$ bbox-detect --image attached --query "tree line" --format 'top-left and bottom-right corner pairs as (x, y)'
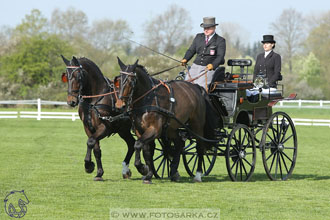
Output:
(0, 5), (329, 100)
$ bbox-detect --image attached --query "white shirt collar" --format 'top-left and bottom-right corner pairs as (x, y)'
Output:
(205, 32), (216, 41)
(264, 50), (272, 58)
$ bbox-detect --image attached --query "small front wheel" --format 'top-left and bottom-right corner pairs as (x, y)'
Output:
(226, 124), (256, 182)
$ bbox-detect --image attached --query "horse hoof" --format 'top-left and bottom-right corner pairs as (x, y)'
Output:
(193, 178), (202, 183)
(122, 170), (132, 179)
(94, 177), (104, 181)
(170, 172), (181, 182)
(85, 161), (95, 173)
(143, 180), (152, 184)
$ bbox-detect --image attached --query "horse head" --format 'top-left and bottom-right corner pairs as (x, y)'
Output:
(115, 57), (139, 109)
(61, 55), (86, 107)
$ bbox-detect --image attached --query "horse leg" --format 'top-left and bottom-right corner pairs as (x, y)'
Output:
(193, 140), (205, 183)
(93, 140), (104, 181)
(134, 139), (149, 176)
(85, 124), (108, 181)
(118, 129), (135, 179)
(170, 137), (184, 182)
(134, 126), (161, 183)
(84, 135), (95, 174)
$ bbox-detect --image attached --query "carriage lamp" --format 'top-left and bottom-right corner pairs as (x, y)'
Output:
(254, 73), (268, 89)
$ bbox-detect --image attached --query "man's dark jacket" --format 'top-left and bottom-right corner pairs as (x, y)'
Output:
(183, 33), (226, 68)
(253, 51), (281, 87)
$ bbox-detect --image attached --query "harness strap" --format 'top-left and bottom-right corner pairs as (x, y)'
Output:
(132, 80), (170, 105)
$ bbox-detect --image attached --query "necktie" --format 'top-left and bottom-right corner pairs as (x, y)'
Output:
(205, 36), (209, 45)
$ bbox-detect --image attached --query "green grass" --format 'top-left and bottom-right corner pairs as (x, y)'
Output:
(1, 115), (330, 219)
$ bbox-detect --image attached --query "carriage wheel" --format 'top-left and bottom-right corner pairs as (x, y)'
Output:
(226, 124), (256, 182)
(261, 112), (297, 181)
(182, 139), (217, 177)
(150, 139), (172, 179)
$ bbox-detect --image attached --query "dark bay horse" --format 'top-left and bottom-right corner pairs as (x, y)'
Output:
(115, 58), (219, 183)
(61, 55), (135, 181)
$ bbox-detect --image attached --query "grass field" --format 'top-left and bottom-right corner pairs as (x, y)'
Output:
(1, 108), (330, 219)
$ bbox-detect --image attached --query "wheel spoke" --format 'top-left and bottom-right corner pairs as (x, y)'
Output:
(282, 134), (294, 144)
(242, 157), (253, 167)
(281, 151), (293, 163)
(266, 149), (277, 161)
(234, 159), (239, 179)
(280, 152), (289, 173)
(187, 154), (196, 165)
(284, 146), (296, 150)
(275, 152), (280, 179)
(231, 157), (239, 170)
(161, 158), (166, 178)
(167, 159), (170, 178)
(184, 144), (196, 152)
(191, 155), (198, 174)
(202, 157), (206, 173)
(156, 157), (165, 173)
(241, 130), (247, 145)
(269, 152), (277, 172)
(279, 153), (283, 179)
(242, 160), (248, 177)
(266, 132), (277, 146)
(206, 154), (212, 164)
(240, 160), (243, 181)
(153, 153), (163, 162)
(278, 117), (284, 143)
(280, 122), (289, 143)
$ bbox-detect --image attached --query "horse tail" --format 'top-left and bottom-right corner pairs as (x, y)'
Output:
(201, 89), (221, 148)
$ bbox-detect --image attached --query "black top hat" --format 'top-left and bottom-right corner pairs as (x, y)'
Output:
(200, 17), (218, 28)
(261, 35), (276, 43)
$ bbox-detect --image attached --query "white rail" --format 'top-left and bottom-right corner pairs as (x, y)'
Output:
(276, 100), (330, 109)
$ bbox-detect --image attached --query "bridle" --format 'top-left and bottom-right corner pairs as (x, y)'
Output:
(118, 67), (137, 107)
(65, 65), (86, 103)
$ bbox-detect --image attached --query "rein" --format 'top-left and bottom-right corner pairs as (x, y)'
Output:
(132, 80), (170, 105)
(81, 90), (117, 99)
(149, 64), (181, 77)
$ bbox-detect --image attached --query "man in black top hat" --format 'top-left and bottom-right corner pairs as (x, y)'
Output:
(181, 17), (226, 89)
(253, 35), (282, 88)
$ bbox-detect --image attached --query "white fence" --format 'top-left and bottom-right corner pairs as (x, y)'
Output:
(0, 99), (79, 121)
(276, 100), (330, 109)
(1, 99), (330, 126)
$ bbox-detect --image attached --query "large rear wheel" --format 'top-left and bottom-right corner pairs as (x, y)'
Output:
(261, 112), (297, 180)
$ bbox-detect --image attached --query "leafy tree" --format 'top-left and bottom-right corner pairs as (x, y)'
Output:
(0, 34), (73, 98)
(271, 8), (305, 74)
(50, 8), (88, 39)
(305, 11), (330, 98)
(143, 4), (192, 55)
(14, 9), (48, 37)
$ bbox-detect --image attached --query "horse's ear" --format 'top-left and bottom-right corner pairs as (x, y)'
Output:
(117, 57), (126, 70)
(72, 56), (80, 66)
(61, 55), (70, 66)
(132, 59), (139, 70)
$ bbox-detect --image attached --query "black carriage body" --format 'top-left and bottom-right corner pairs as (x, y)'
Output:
(210, 82), (276, 128)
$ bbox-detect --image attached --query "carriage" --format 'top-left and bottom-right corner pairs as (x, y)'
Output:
(151, 59), (298, 181)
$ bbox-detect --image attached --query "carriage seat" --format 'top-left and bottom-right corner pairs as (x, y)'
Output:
(211, 66), (226, 83)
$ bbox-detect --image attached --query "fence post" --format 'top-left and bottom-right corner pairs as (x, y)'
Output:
(320, 100), (323, 107)
(298, 99), (302, 108)
(280, 101), (283, 107)
(37, 98), (41, 120)
(72, 113), (76, 121)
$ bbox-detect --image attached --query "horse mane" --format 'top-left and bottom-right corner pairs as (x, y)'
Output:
(136, 64), (149, 75)
(77, 57), (105, 78)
